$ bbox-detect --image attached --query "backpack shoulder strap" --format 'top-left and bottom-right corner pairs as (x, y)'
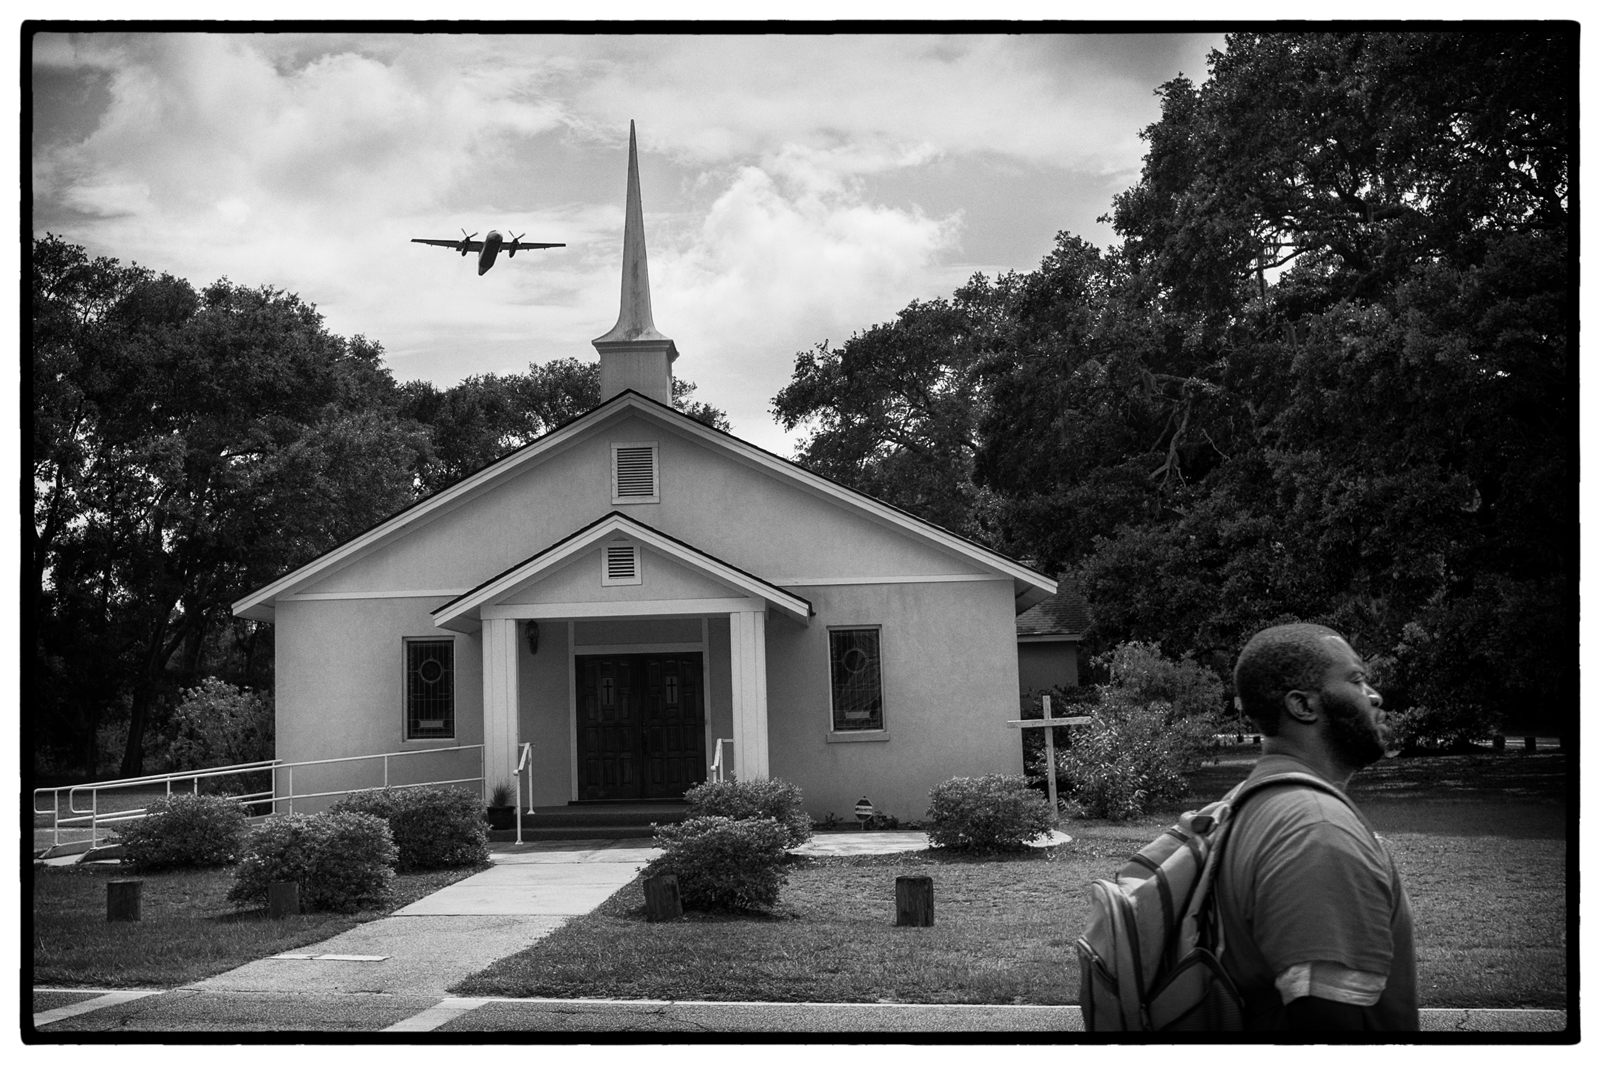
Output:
(1184, 772), (1351, 922)
(1224, 769), (1384, 839)
(1228, 770), (1346, 808)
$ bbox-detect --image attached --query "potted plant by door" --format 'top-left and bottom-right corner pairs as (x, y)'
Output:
(485, 783), (516, 830)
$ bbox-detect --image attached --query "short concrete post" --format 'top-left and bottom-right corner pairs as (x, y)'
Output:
(643, 874), (683, 922)
(895, 875), (934, 927)
(268, 881), (300, 918)
(1493, 734), (1506, 751)
(1524, 735), (1538, 752)
(107, 879), (142, 922)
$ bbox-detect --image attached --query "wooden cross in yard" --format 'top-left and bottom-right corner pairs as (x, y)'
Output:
(1006, 695), (1090, 821)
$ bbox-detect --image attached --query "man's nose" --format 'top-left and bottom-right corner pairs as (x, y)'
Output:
(1366, 684), (1383, 707)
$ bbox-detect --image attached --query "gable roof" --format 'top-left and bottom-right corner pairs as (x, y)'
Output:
(432, 510), (813, 632)
(233, 389), (1054, 621)
(1016, 583), (1091, 638)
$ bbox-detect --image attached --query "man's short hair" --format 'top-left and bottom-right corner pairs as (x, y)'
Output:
(1233, 623), (1344, 735)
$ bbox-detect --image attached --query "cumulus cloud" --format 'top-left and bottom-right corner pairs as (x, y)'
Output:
(555, 34), (1181, 182)
(30, 31), (1221, 453)
(36, 34), (567, 231)
(646, 160), (961, 446)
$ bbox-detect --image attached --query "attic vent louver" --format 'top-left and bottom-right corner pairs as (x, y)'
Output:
(602, 543), (641, 586)
(612, 443), (658, 503)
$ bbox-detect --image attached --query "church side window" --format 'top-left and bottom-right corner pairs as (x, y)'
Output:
(405, 638), (455, 739)
(828, 627), (883, 731)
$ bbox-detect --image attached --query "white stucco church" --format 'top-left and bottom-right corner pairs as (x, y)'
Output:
(233, 124), (1076, 822)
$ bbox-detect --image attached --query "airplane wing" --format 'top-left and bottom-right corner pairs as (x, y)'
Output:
(412, 238), (483, 251)
(507, 240), (565, 251)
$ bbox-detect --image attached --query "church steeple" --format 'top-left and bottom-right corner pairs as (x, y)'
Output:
(593, 121), (677, 405)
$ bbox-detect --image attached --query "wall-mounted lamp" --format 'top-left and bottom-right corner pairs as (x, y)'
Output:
(525, 621), (540, 655)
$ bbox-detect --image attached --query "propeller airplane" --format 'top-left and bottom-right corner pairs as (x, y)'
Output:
(411, 228), (564, 275)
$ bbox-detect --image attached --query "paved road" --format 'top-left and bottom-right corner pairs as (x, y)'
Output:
(31, 987), (1570, 1035)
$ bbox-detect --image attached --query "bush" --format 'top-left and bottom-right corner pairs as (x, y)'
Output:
(1098, 640), (1226, 719)
(116, 793), (249, 871)
(646, 816), (792, 911)
(682, 778), (813, 846)
(925, 775), (1054, 853)
(1057, 698), (1216, 820)
(229, 811), (397, 913)
(1390, 700), (1502, 753)
(229, 815), (320, 906)
(331, 786), (489, 871)
(167, 677), (275, 772)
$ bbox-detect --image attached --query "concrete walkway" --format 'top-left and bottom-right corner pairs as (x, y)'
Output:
(184, 830), (1045, 1000)
(188, 839), (658, 999)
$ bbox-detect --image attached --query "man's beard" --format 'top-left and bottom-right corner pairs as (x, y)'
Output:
(1326, 700), (1388, 769)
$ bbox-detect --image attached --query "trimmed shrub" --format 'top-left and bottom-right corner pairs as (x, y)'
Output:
(229, 811), (397, 913)
(682, 778), (813, 846)
(331, 786), (489, 871)
(304, 811), (399, 911)
(229, 814), (322, 906)
(328, 788), (399, 822)
(1056, 698), (1214, 820)
(926, 774), (1053, 853)
(116, 793), (249, 871)
(646, 816), (792, 911)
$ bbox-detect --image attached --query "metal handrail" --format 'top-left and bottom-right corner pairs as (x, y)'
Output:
(514, 742), (534, 845)
(709, 737), (733, 783)
(33, 744), (486, 854)
(275, 745), (485, 815)
(33, 759), (285, 853)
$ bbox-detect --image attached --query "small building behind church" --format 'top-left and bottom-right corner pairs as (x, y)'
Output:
(233, 125), (1059, 823)
(1016, 584), (1090, 711)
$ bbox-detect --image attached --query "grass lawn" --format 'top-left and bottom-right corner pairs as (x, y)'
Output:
(32, 862), (485, 989)
(454, 752), (1569, 1009)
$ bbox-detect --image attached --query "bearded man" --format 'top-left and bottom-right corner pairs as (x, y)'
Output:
(1218, 623), (1420, 1032)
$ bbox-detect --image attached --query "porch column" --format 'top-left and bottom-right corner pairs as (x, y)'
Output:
(728, 606), (770, 780)
(481, 617), (520, 798)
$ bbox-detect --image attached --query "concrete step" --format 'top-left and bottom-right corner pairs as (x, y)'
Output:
(524, 803), (688, 826)
(488, 825), (659, 842)
(33, 841), (126, 866)
(487, 803), (689, 842)
(34, 839), (99, 860)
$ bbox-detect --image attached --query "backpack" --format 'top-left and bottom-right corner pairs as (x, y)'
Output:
(1075, 771), (1348, 1032)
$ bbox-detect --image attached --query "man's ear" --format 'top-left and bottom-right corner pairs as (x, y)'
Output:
(1284, 690), (1318, 724)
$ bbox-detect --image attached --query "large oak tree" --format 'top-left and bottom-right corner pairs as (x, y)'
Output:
(33, 236), (427, 775)
(770, 30), (1573, 735)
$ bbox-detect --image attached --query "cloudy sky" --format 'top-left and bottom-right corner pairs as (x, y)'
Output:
(31, 30), (1224, 454)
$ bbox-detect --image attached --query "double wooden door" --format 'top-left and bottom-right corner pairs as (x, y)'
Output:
(576, 653), (705, 800)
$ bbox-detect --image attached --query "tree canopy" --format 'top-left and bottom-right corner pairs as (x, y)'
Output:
(32, 235), (729, 778)
(773, 30), (1573, 735)
(400, 359), (728, 494)
(33, 235), (429, 775)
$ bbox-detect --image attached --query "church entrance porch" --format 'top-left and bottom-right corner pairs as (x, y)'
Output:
(576, 652), (705, 801)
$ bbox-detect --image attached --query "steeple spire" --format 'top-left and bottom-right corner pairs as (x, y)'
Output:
(593, 121), (677, 405)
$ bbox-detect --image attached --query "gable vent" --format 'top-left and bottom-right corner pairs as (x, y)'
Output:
(612, 443), (659, 503)
(602, 543), (642, 586)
